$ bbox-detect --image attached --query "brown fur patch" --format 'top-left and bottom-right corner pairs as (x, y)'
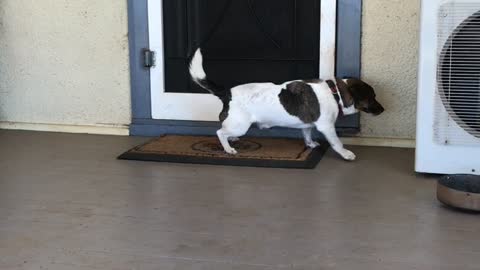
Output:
(278, 82), (320, 123)
(335, 78), (354, 107)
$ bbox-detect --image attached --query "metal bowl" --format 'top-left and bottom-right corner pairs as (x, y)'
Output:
(437, 174), (480, 211)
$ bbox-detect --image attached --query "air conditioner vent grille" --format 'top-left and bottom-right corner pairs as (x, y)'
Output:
(436, 2), (480, 145)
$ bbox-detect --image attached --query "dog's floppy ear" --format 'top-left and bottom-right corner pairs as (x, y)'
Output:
(335, 78), (354, 107)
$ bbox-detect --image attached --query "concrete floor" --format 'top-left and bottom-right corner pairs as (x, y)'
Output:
(0, 130), (479, 270)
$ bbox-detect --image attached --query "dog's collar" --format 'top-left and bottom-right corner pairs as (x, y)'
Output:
(326, 80), (345, 116)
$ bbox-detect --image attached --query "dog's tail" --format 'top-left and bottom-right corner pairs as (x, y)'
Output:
(189, 49), (227, 99)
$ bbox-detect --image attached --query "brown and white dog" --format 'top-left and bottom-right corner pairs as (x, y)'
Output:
(189, 49), (384, 160)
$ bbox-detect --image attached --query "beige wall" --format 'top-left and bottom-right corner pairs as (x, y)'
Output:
(361, 0), (420, 139)
(0, 0), (131, 132)
(0, 0), (420, 140)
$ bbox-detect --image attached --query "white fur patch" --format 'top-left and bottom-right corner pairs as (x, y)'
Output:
(189, 49), (206, 81)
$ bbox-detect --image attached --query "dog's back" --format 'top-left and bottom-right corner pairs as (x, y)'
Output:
(188, 50), (335, 126)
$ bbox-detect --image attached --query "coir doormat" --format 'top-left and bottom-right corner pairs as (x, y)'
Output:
(118, 135), (329, 169)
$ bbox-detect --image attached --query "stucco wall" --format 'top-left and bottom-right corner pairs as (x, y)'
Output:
(0, 0), (131, 130)
(360, 0), (420, 139)
(0, 0), (420, 140)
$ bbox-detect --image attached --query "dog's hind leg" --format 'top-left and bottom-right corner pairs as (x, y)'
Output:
(217, 114), (252, 155)
(217, 125), (250, 155)
(217, 129), (237, 154)
(228, 137), (240, 142)
(302, 127), (320, 148)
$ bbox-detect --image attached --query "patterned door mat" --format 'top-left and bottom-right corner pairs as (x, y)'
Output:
(118, 135), (329, 169)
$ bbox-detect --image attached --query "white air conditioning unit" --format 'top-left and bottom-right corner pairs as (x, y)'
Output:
(416, 0), (480, 175)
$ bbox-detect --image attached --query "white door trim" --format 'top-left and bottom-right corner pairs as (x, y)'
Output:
(148, 0), (337, 121)
(319, 0), (337, 79)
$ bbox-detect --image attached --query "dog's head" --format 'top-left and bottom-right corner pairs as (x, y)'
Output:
(341, 78), (384, 115)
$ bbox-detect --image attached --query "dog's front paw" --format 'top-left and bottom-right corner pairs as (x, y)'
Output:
(306, 141), (320, 149)
(225, 148), (238, 155)
(341, 149), (356, 161)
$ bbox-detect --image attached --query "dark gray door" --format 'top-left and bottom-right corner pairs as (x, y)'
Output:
(163, 0), (321, 93)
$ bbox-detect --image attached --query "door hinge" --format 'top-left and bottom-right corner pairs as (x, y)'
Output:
(143, 49), (156, 68)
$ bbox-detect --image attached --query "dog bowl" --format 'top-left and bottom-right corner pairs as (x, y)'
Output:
(437, 174), (480, 211)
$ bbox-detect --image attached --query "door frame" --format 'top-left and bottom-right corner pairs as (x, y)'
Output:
(128, 0), (362, 137)
(149, 0), (337, 121)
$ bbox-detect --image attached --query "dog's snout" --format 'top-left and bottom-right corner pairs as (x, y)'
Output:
(377, 103), (385, 112)
(371, 102), (384, 115)
(375, 107), (384, 115)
